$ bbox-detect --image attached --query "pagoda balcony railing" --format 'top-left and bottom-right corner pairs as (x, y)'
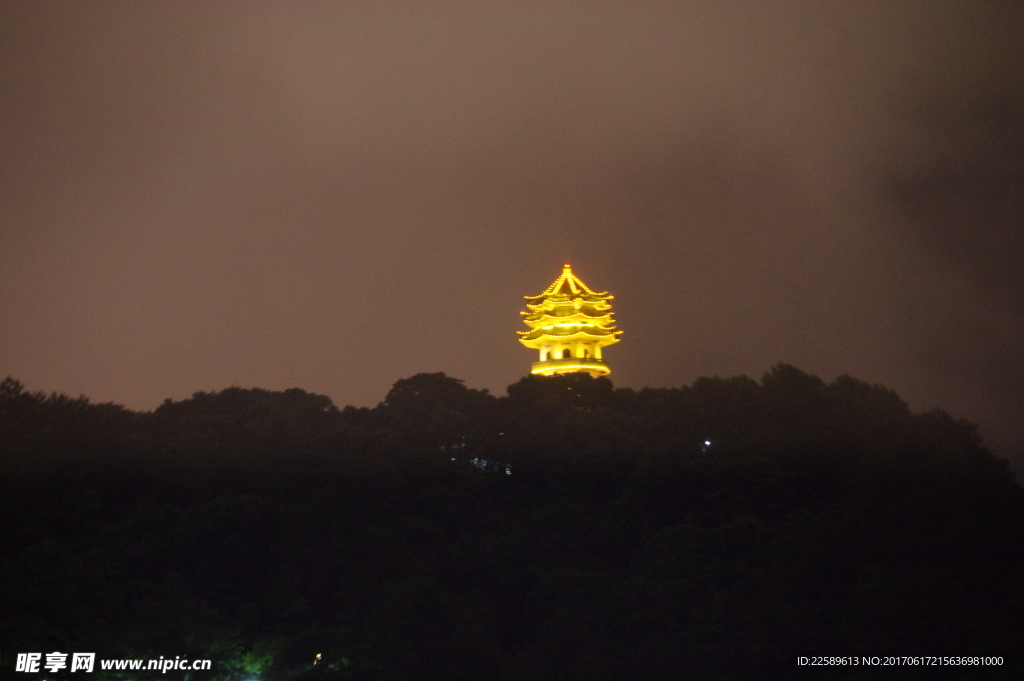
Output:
(530, 357), (610, 376)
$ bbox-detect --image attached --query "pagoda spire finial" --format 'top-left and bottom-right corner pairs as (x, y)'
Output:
(517, 264), (622, 377)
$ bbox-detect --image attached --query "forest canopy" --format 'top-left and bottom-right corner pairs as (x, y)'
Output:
(1, 367), (1021, 680)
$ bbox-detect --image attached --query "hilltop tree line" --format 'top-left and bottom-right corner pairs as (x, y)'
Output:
(1, 367), (1022, 680)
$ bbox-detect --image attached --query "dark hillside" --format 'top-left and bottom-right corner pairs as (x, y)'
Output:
(1, 369), (1021, 680)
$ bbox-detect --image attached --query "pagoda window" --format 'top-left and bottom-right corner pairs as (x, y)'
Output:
(563, 348), (571, 359)
(541, 349), (548, 361)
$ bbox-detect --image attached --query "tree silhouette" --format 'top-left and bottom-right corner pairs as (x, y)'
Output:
(0, 367), (1021, 681)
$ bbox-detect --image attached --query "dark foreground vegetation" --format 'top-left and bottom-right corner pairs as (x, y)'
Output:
(1, 367), (1022, 680)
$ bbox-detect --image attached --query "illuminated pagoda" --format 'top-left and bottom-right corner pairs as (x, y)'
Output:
(518, 264), (622, 377)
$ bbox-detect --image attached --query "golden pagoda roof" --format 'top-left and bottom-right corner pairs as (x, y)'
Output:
(524, 264), (611, 301)
(518, 264), (622, 349)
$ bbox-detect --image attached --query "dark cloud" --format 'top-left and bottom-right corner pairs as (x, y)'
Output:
(1, 1), (1022, 468)
(877, 56), (1024, 457)
(885, 92), (1024, 310)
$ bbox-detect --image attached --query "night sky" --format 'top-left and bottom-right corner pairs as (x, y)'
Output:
(2, 2), (1022, 469)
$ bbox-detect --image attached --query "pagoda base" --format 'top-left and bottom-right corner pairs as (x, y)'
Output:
(531, 358), (610, 378)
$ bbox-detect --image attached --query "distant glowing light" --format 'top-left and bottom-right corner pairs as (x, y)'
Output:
(469, 457), (512, 475)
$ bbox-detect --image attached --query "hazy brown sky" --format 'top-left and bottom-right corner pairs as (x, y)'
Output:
(2, 1), (1022, 465)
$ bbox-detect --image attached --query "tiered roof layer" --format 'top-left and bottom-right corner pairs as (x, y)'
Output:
(518, 264), (622, 347)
